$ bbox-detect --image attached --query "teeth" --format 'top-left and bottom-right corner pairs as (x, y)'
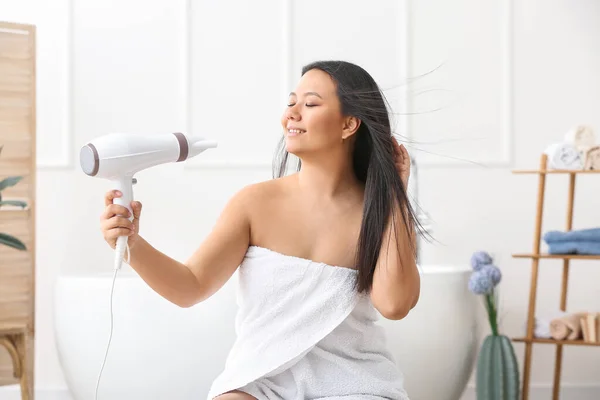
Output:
(288, 129), (305, 134)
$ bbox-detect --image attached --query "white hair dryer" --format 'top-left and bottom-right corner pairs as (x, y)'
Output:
(80, 132), (217, 270)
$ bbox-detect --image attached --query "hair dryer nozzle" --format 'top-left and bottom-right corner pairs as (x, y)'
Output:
(188, 137), (218, 157)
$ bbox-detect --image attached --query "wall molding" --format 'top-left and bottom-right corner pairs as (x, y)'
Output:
(398, 0), (410, 150)
(181, 0), (514, 171)
(37, 0), (74, 169)
(30, 0), (514, 170)
(411, 0), (514, 168)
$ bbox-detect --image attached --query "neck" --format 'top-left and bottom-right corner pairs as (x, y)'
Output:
(295, 150), (361, 199)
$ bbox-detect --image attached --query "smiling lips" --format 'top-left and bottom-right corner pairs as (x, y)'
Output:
(287, 128), (306, 137)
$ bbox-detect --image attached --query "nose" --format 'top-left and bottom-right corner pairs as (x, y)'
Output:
(285, 106), (301, 121)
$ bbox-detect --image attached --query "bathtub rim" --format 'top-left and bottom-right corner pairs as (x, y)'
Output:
(56, 263), (472, 282)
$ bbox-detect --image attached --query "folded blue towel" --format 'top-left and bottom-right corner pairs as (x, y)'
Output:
(543, 228), (600, 243)
(547, 240), (600, 255)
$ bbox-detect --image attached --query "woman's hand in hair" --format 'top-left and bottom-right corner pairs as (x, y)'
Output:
(392, 139), (411, 190)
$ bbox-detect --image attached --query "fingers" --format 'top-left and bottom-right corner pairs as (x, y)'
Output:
(102, 203), (131, 220)
(102, 215), (134, 231)
(392, 139), (401, 155)
(101, 216), (135, 245)
(391, 139), (409, 160)
(400, 144), (410, 165)
(400, 143), (409, 158)
(130, 201), (142, 220)
(105, 227), (135, 241)
(393, 141), (410, 163)
(101, 191), (141, 248)
(105, 190), (122, 207)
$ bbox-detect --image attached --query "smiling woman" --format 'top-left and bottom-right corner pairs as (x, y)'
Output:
(274, 61), (424, 302)
(95, 60), (424, 400)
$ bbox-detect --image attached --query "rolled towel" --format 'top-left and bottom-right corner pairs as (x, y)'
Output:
(550, 312), (587, 340)
(526, 312), (567, 339)
(543, 228), (600, 243)
(547, 241), (600, 255)
(533, 317), (552, 339)
(565, 125), (596, 153)
(544, 142), (583, 170)
(583, 145), (600, 171)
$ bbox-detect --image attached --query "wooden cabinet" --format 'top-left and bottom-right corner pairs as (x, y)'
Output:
(0, 20), (36, 397)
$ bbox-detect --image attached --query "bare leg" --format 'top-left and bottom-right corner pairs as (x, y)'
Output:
(214, 390), (258, 400)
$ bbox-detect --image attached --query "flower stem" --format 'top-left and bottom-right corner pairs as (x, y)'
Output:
(485, 290), (499, 336)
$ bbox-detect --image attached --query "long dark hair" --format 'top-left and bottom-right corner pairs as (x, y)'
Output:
(272, 60), (425, 294)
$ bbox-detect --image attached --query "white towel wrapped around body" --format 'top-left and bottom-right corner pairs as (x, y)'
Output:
(544, 142), (583, 170)
(207, 246), (409, 400)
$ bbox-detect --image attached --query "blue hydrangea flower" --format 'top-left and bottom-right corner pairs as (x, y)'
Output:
(470, 251), (493, 271)
(481, 264), (502, 286)
(468, 270), (494, 294)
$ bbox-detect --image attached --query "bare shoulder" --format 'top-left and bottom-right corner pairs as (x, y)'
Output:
(228, 176), (291, 214)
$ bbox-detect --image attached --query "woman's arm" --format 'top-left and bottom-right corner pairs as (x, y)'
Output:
(370, 205), (420, 320)
(126, 184), (255, 307)
(370, 140), (420, 320)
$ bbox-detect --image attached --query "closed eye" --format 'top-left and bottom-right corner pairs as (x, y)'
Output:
(287, 103), (318, 107)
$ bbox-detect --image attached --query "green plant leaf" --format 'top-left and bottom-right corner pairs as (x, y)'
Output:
(0, 233), (27, 250)
(0, 176), (23, 191)
(0, 200), (27, 208)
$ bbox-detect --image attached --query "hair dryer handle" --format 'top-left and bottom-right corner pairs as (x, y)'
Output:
(111, 176), (135, 270)
(112, 177), (134, 216)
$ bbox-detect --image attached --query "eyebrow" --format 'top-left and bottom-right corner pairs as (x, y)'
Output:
(289, 91), (323, 99)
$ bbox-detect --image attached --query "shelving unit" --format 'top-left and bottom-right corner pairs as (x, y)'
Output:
(512, 153), (600, 400)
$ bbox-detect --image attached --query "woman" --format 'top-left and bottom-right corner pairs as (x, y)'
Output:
(100, 60), (422, 399)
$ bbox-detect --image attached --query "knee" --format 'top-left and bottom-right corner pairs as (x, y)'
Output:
(213, 390), (257, 400)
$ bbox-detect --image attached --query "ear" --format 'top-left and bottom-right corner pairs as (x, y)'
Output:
(341, 116), (361, 140)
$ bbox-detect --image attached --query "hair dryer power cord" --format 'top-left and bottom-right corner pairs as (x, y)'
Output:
(95, 241), (130, 400)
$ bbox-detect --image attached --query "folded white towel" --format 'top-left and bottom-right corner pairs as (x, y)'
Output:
(207, 246), (409, 400)
(544, 142), (583, 170)
(565, 125), (596, 153)
(533, 317), (552, 339)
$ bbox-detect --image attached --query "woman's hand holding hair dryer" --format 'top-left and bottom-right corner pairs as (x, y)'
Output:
(100, 190), (141, 250)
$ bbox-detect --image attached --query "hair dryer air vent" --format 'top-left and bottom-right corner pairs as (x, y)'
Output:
(80, 144), (99, 176)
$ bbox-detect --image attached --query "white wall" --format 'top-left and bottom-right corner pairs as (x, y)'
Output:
(0, 0), (599, 398)
(413, 0), (600, 396)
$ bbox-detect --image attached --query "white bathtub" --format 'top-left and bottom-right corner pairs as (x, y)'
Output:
(54, 264), (478, 400)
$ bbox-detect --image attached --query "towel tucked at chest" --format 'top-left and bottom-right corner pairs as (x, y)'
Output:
(207, 246), (408, 400)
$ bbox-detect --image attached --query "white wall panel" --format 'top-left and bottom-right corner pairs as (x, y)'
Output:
(72, 0), (188, 146)
(292, 0), (408, 139)
(186, 0), (285, 168)
(409, 0), (513, 167)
